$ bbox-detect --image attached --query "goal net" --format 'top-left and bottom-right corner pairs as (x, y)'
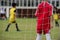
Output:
(0, 0), (60, 40)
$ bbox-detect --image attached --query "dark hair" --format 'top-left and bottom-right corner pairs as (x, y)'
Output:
(12, 3), (16, 7)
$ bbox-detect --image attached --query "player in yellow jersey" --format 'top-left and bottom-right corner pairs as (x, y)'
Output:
(53, 13), (59, 27)
(5, 3), (20, 31)
(53, 6), (59, 27)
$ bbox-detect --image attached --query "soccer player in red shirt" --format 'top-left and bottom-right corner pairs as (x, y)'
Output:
(35, 0), (53, 40)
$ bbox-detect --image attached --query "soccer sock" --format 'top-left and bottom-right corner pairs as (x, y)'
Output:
(55, 21), (59, 26)
(46, 33), (51, 40)
(36, 33), (42, 40)
(5, 23), (11, 31)
(15, 23), (19, 31)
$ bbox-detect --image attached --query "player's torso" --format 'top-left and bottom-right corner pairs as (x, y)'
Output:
(38, 2), (51, 20)
(53, 14), (58, 20)
(39, 2), (49, 13)
(10, 8), (16, 19)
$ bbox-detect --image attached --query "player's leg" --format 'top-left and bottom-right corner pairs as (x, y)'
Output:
(14, 21), (20, 31)
(5, 23), (11, 31)
(44, 28), (51, 40)
(55, 20), (59, 26)
(15, 23), (20, 31)
(5, 18), (12, 31)
(36, 25), (42, 40)
(46, 33), (51, 40)
(2, 14), (6, 20)
(36, 33), (42, 40)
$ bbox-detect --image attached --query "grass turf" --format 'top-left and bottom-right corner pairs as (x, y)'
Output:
(0, 18), (60, 40)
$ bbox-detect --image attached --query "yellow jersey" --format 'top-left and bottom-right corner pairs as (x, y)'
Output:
(53, 13), (58, 20)
(9, 7), (16, 23)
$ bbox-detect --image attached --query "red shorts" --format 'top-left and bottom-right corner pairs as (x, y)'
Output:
(37, 23), (50, 34)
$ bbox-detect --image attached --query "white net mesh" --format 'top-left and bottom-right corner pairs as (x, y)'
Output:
(0, 1), (60, 40)
(0, 6), (60, 40)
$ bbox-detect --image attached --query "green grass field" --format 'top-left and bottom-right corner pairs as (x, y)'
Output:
(0, 18), (60, 40)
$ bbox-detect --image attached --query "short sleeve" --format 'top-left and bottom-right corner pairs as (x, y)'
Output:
(49, 5), (53, 16)
(14, 10), (16, 12)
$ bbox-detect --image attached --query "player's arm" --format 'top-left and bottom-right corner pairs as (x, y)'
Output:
(14, 10), (16, 16)
(35, 8), (39, 16)
(35, 4), (40, 17)
(49, 5), (53, 28)
(14, 10), (16, 13)
(50, 15), (53, 28)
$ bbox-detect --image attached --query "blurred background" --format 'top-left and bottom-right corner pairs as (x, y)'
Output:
(0, 0), (60, 40)
(0, 0), (60, 18)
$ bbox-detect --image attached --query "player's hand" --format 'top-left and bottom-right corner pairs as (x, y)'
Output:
(51, 26), (53, 28)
